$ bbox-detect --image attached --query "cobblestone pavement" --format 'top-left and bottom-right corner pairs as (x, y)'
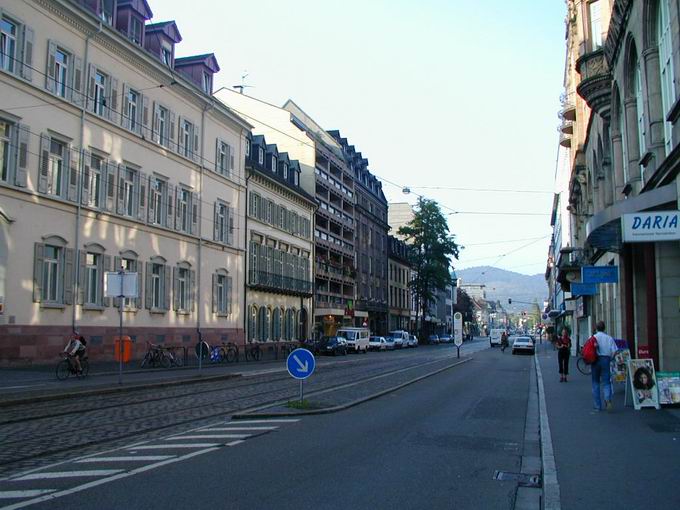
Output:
(0, 344), (484, 479)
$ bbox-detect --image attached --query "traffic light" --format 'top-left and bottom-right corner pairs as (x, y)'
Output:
(508, 299), (512, 305)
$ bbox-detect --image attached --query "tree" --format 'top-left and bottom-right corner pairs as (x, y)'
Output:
(398, 198), (460, 339)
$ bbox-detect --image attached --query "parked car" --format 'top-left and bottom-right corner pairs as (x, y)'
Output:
(369, 336), (387, 351)
(383, 336), (396, 350)
(336, 328), (370, 353)
(427, 335), (440, 345)
(440, 334), (452, 344)
(317, 336), (347, 356)
(408, 334), (419, 347)
(389, 330), (409, 349)
(511, 336), (535, 355)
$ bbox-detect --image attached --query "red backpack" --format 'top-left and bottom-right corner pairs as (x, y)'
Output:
(582, 336), (598, 364)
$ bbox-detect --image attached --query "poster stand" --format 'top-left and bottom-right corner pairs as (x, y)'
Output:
(627, 358), (661, 410)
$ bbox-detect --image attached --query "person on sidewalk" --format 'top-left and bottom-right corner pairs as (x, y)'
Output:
(557, 328), (571, 382)
(591, 321), (619, 411)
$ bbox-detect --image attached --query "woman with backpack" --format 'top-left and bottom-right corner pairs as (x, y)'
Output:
(557, 328), (571, 382)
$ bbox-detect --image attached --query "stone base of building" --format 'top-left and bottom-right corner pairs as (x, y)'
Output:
(0, 325), (245, 366)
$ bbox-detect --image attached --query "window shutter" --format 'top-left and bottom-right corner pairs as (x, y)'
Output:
(116, 164), (126, 214)
(152, 103), (160, 143)
(33, 243), (44, 302)
(191, 193), (198, 235)
(68, 148), (79, 202)
(228, 207), (235, 245)
(168, 111), (176, 149)
(46, 40), (57, 93)
(38, 133), (50, 193)
(166, 182), (174, 228)
(105, 161), (116, 211)
(81, 150), (90, 206)
(87, 63), (96, 111)
(63, 247), (75, 305)
(77, 250), (86, 305)
(145, 261), (153, 309)
(136, 266), (143, 309)
(214, 139), (220, 174)
(21, 26), (34, 81)
(147, 176), (155, 223)
(189, 269), (196, 312)
(138, 171), (147, 221)
(163, 264), (171, 310)
(227, 275), (233, 314)
(192, 124), (200, 163)
(213, 202), (219, 241)
(108, 77), (119, 122)
(15, 124), (29, 187)
(121, 84), (130, 130)
(113, 256), (122, 308)
(177, 116), (185, 155)
(141, 94), (149, 136)
(101, 254), (111, 306)
(72, 56), (83, 107)
(174, 188), (182, 230)
(172, 266), (179, 311)
(211, 273), (217, 314)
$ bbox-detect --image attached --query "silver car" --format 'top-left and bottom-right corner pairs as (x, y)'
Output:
(511, 336), (535, 355)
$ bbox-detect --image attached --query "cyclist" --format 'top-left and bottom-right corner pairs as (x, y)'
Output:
(500, 331), (509, 352)
(64, 332), (87, 374)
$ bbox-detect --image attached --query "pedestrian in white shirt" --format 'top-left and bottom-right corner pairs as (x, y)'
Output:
(592, 321), (618, 411)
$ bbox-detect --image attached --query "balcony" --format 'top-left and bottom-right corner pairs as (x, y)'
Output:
(560, 120), (574, 134)
(576, 49), (612, 115)
(559, 133), (572, 148)
(560, 98), (576, 122)
(248, 270), (313, 296)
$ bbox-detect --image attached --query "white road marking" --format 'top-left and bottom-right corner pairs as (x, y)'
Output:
(0, 490), (56, 499)
(165, 435), (250, 440)
(14, 470), (123, 481)
(204, 427), (277, 431)
(227, 419), (300, 424)
(75, 456), (174, 463)
(128, 444), (218, 450)
(225, 440), (245, 447)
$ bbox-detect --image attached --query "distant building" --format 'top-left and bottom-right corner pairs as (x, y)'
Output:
(387, 202), (415, 241)
(460, 284), (486, 301)
(387, 236), (412, 332)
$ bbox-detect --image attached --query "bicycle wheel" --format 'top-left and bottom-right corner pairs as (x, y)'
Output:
(77, 360), (90, 379)
(252, 346), (261, 361)
(140, 352), (152, 368)
(577, 357), (591, 375)
(172, 351), (184, 367)
(226, 346), (238, 363)
(56, 360), (71, 380)
(160, 352), (171, 368)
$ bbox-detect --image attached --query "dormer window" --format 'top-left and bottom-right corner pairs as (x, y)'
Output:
(130, 17), (143, 45)
(245, 139), (251, 157)
(202, 72), (212, 94)
(161, 45), (172, 66)
(283, 164), (288, 180)
(258, 148), (264, 165)
(271, 155), (277, 173)
(100, 0), (115, 25)
(294, 172), (299, 186)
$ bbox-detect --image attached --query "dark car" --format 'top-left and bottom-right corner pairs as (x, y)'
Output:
(427, 335), (440, 345)
(318, 336), (347, 356)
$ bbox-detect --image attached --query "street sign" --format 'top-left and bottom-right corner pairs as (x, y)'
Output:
(105, 272), (138, 298)
(570, 283), (598, 296)
(286, 348), (316, 380)
(453, 312), (463, 347)
(582, 265), (619, 284)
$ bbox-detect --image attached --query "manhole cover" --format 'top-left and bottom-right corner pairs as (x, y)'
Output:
(493, 470), (542, 488)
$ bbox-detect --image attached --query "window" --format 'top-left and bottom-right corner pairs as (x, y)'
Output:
(0, 17), (17, 73)
(619, 99), (629, 183)
(245, 138), (251, 157)
(42, 245), (61, 302)
(202, 71), (212, 94)
(94, 71), (107, 116)
(178, 188), (189, 232)
(181, 120), (192, 158)
(213, 270), (232, 316)
(177, 267), (188, 311)
(120, 167), (136, 217)
(216, 140), (231, 176)
(283, 163), (288, 180)
(100, 0), (114, 25)
(657, 0), (675, 155)
(151, 263), (163, 309)
(258, 147), (264, 165)
(214, 202), (233, 244)
(48, 139), (65, 197)
(271, 155), (277, 172)
(157, 105), (168, 147)
(0, 120), (10, 182)
(129, 17), (143, 45)
(120, 257), (137, 308)
(633, 63), (646, 180)
(54, 49), (68, 98)
(127, 88), (138, 132)
(85, 253), (99, 305)
(161, 45), (172, 66)
(88, 154), (102, 208)
(150, 178), (165, 225)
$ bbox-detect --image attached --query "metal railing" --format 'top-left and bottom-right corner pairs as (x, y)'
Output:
(248, 270), (313, 294)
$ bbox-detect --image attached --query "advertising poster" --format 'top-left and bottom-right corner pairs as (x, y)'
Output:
(627, 359), (660, 410)
(656, 372), (680, 405)
(611, 349), (631, 383)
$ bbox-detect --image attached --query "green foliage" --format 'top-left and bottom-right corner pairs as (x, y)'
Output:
(398, 198), (460, 332)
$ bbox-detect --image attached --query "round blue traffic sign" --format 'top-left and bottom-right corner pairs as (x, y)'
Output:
(286, 348), (316, 380)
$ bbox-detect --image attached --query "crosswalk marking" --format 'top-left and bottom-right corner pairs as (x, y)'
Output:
(165, 435), (250, 440)
(228, 419), (300, 424)
(128, 444), (219, 450)
(0, 490), (56, 499)
(76, 456), (175, 463)
(14, 470), (123, 481)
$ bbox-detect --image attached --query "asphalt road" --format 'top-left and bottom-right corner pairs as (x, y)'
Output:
(1, 343), (536, 510)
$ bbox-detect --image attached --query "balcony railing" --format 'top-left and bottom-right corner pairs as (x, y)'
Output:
(248, 270), (313, 296)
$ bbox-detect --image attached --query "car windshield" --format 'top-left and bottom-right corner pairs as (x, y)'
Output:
(337, 331), (356, 340)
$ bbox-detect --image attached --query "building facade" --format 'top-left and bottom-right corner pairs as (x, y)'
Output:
(388, 235), (412, 332)
(0, 0), (250, 364)
(549, 0), (680, 370)
(244, 133), (315, 344)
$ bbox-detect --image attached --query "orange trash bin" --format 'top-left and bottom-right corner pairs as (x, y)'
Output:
(114, 336), (132, 363)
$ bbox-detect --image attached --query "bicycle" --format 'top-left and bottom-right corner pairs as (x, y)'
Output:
(279, 342), (297, 357)
(223, 342), (239, 363)
(244, 342), (262, 362)
(141, 342), (179, 368)
(56, 353), (90, 380)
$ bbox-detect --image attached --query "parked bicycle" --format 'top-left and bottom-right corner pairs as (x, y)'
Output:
(207, 342), (240, 363)
(279, 342), (297, 357)
(141, 342), (183, 368)
(56, 353), (90, 380)
(244, 342), (262, 362)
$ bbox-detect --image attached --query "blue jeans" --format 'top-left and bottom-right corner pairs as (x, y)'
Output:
(591, 355), (612, 409)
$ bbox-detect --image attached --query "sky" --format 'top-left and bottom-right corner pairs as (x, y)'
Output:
(151, 0), (567, 277)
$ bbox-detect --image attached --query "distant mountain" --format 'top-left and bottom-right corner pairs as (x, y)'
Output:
(455, 266), (548, 313)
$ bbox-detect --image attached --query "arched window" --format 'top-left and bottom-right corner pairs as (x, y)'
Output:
(633, 62), (646, 164)
(619, 95), (629, 183)
(248, 305), (257, 342)
(657, 0), (676, 155)
(272, 307), (282, 341)
(287, 308), (297, 340)
(257, 306), (270, 342)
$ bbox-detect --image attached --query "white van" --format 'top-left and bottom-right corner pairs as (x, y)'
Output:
(489, 329), (505, 347)
(389, 330), (410, 349)
(336, 328), (370, 353)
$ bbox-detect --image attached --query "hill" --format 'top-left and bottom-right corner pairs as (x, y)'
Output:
(455, 266), (548, 313)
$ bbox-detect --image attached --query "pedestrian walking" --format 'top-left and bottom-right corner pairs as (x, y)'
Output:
(557, 328), (571, 382)
(591, 321), (619, 411)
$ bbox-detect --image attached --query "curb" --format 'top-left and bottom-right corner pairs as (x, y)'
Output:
(0, 372), (243, 408)
(232, 357), (473, 419)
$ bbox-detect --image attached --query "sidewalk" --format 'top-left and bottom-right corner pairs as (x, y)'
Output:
(536, 342), (680, 510)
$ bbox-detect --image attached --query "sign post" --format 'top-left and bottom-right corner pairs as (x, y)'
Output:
(105, 269), (138, 385)
(453, 312), (463, 359)
(286, 348), (316, 404)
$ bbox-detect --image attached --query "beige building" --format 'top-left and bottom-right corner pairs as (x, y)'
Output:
(387, 235), (411, 331)
(0, 0), (250, 364)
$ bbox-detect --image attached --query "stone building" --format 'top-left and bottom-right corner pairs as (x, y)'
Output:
(0, 0), (250, 364)
(388, 235), (412, 332)
(549, 0), (680, 370)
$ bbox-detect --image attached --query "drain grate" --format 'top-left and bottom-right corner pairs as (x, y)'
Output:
(493, 470), (542, 488)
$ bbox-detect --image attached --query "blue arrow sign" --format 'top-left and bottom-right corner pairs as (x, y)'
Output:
(286, 348), (316, 380)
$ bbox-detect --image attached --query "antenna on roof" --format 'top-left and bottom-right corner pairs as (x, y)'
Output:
(233, 70), (254, 94)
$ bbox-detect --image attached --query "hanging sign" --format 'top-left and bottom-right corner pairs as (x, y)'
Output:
(582, 266), (619, 284)
(570, 283), (598, 296)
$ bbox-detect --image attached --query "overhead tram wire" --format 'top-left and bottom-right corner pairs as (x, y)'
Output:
(409, 185), (553, 194)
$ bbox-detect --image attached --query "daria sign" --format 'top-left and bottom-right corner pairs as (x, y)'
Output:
(622, 211), (680, 243)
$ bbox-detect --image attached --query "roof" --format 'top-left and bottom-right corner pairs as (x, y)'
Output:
(117, 0), (153, 19)
(145, 21), (182, 43)
(174, 53), (220, 73)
